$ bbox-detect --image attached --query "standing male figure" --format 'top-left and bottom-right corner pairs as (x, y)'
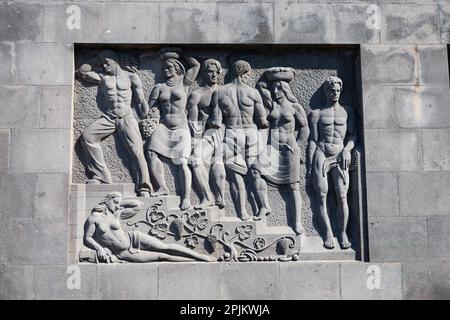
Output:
(188, 59), (226, 209)
(78, 50), (152, 197)
(210, 60), (270, 221)
(308, 76), (357, 249)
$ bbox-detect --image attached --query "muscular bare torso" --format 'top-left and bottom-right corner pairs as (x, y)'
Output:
(312, 105), (348, 157)
(92, 213), (130, 254)
(269, 102), (296, 146)
(217, 83), (260, 128)
(190, 87), (215, 126)
(153, 80), (188, 128)
(101, 73), (133, 117)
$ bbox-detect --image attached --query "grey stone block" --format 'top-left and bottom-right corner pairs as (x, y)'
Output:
(5, 218), (67, 265)
(439, 4), (450, 43)
(13, 43), (74, 86)
(0, 3), (44, 41)
(423, 129), (450, 171)
(399, 172), (450, 216)
(97, 264), (157, 300)
(0, 43), (15, 85)
(0, 265), (34, 300)
(403, 261), (450, 299)
(279, 262), (340, 300)
(275, 3), (331, 43)
(361, 45), (417, 85)
(0, 129), (9, 173)
(34, 265), (97, 300)
(362, 86), (397, 129)
(418, 45), (449, 86)
(40, 86), (72, 129)
(35, 174), (69, 220)
(159, 263), (219, 299)
(368, 217), (428, 261)
(44, 3), (102, 43)
(331, 4), (380, 43)
(160, 3), (217, 43)
(219, 262), (281, 300)
(394, 87), (450, 128)
(0, 174), (37, 219)
(381, 4), (440, 44)
(340, 262), (403, 300)
(218, 3), (274, 43)
(10, 129), (71, 173)
(101, 3), (159, 43)
(365, 129), (423, 172)
(428, 216), (450, 259)
(366, 172), (399, 217)
(0, 86), (40, 129)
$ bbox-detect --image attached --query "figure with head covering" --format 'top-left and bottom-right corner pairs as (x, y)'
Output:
(308, 76), (357, 249)
(253, 67), (310, 234)
(83, 192), (214, 263)
(209, 60), (270, 221)
(187, 58), (226, 209)
(77, 50), (152, 197)
(145, 48), (200, 210)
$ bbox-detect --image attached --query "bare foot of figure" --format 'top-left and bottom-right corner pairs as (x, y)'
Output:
(294, 224), (305, 235)
(194, 198), (214, 209)
(215, 196), (225, 209)
(180, 198), (192, 210)
(87, 178), (102, 184)
(138, 189), (151, 197)
(152, 188), (170, 197)
(240, 211), (252, 221)
(253, 207), (271, 221)
(324, 234), (335, 249)
(340, 233), (352, 249)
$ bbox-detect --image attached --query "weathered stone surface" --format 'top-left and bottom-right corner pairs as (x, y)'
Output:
(40, 86), (72, 129)
(428, 216), (450, 259)
(423, 129), (450, 171)
(361, 45), (417, 85)
(365, 129), (423, 172)
(0, 265), (34, 300)
(97, 264), (157, 300)
(440, 4), (450, 43)
(0, 174), (36, 219)
(218, 3), (274, 43)
(101, 3), (159, 43)
(13, 43), (74, 86)
(161, 3), (217, 43)
(44, 3), (101, 43)
(279, 262), (340, 299)
(394, 87), (450, 128)
(362, 86), (397, 129)
(381, 4), (440, 44)
(340, 262), (403, 300)
(159, 263), (219, 299)
(5, 219), (67, 265)
(403, 262), (450, 299)
(418, 45), (449, 86)
(369, 217), (428, 261)
(399, 172), (450, 216)
(275, 3), (331, 43)
(34, 265), (97, 300)
(35, 174), (69, 220)
(10, 129), (71, 173)
(219, 263), (281, 300)
(0, 129), (10, 173)
(331, 4), (380, 43)
(0, 43), (15, 85)
(366, 172), (399, 217)
(0, 86), (40, 129)
(0, 3), (44, 42)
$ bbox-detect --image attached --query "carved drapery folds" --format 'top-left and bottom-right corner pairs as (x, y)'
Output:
(74, 47), (363, 263)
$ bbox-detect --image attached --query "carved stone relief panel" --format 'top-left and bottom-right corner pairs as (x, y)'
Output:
(71, 45), (365, 263)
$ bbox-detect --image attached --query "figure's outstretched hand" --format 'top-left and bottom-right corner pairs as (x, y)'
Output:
(96, 248), (110, 263)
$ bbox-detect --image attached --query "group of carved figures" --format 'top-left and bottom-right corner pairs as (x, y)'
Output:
(78, 49), (357, 263)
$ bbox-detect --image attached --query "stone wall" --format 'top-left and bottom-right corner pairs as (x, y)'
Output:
(1, 0), (450, 300)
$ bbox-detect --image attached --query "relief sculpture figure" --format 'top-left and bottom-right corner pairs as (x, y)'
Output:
(145, 48), (200, 210)
(187, 59), (226, 209)
(77, 50), (152, 197)
(308, 76), (357, 249)
(253, 67), (310, 234)
(83, 192), (214, 262)
(210, 60), (270, 221)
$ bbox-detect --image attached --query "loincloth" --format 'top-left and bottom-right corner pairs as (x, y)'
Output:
(317, 148), (348, 185)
